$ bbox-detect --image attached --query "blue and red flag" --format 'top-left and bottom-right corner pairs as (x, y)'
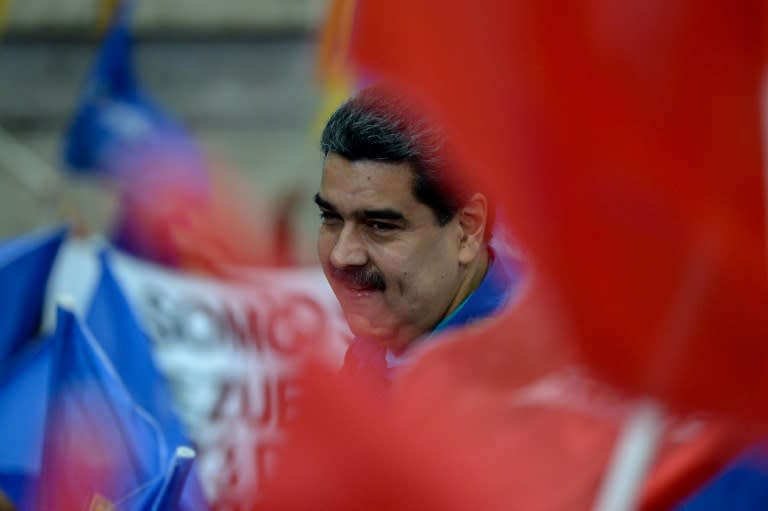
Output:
(0, 305), (199, 510)
(62, 0), (210, 266)
(86, 250), (209, 510)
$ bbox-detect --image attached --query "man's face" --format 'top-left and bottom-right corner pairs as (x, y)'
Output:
(316, 153), (466, 349)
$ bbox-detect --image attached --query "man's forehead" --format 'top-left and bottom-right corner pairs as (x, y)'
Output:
(321, 155), (415, 185)
(319, 155), (421, 214)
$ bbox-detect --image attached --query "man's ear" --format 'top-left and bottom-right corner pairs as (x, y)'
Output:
(457, 193), (488, 264)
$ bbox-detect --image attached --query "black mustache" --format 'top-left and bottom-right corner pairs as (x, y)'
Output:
(330, 266), (386, 291)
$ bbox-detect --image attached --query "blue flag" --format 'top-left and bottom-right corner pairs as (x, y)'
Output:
(62, 0), (194, 176)
(675, 443), (768, 510)
(39, 305), (170, 510)
(87, 251), (187, 444)
(87, 251), (209, 510)
(61, 0), (209, 265)
(0, 305), (172, 510)
(0, 339), (54, 508)
(0, 226), (67, 363)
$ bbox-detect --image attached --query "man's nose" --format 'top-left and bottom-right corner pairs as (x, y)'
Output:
(329, 225), (368, 268)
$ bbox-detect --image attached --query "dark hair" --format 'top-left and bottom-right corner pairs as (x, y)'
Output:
(320, 86), (470, 227)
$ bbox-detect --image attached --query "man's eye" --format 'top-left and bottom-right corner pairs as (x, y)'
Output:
(368, 221), (397, 232)
(320, 212), (342, 225)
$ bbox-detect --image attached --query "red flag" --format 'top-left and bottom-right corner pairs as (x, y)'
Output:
(257, 284), (756, 511)
(350, 0), (768, 421)
(397, 283), (757, 510)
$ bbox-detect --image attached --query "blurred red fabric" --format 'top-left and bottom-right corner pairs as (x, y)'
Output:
(256, 283), (756, 510)
(255, 3), (768, 509)
(349, 0), (768, 421)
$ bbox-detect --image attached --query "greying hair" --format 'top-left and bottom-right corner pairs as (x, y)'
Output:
(320, 86), (466, 226)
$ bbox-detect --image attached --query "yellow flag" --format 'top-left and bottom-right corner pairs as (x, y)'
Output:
(96, 0), (121, 33)
(0, 0), (12, 37)
(312, 0), (357, 135)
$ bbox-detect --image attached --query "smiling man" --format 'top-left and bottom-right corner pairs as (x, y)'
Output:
(316, 86), (521, 384)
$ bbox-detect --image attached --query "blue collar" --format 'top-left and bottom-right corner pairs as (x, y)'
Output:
(432, 251), (522, 335)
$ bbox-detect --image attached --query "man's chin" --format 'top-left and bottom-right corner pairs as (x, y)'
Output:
(346, 313), (396, 346)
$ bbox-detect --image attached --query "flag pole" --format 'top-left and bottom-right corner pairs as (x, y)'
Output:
(593, 399), (664, 511)
(759, 73), (768, 281)
(152, 446), (197, 510)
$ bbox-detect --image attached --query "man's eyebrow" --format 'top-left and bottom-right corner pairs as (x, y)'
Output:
(314, 194), (336, 211)
(360, 209), (406, 222)
(315, 194), (406, 223)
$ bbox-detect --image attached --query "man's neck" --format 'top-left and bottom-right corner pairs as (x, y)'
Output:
(440, 248), (491, 328)
(382, 249), (490, 355)
(384, 249), (491, 357)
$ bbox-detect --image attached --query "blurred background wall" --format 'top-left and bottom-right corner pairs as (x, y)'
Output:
(0, 0), (329, 263)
